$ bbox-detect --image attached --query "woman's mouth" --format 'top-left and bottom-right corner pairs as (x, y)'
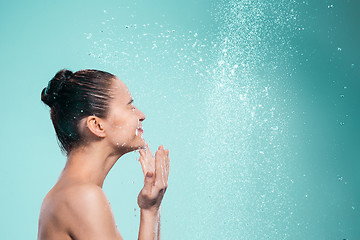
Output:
(136, 128), (143, 136)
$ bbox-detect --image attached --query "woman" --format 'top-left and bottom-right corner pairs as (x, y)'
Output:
(38, 69), (170, 240)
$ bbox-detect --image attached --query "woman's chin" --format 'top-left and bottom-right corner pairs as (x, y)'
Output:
(126, 140), (146, 152)
(137, 141), (146, 150)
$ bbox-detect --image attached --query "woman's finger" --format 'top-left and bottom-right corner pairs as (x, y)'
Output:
(139, 149), (146, 158)
(145, 143), (155, 171)
(138, 154), (146, 176)
(155, 147), (161, 184)
(162, 149), (167, 184)
(146, 143), (153, 158)
(165, 150), (170, 182)
(153, 146), (166, 187)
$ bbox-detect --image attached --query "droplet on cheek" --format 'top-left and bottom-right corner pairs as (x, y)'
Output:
(135, 128), (138, 136)
(122, 142), (126, 146)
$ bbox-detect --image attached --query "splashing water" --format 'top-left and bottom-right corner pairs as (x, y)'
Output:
(193, 0), (299, 239)
(86, 0), (300, 238)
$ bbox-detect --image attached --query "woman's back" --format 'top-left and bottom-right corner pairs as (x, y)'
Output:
(38, 179), (77, 240)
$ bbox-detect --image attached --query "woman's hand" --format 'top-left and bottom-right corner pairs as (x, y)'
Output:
(137, 143), (170, 212)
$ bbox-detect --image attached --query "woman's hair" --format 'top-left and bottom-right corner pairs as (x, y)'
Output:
(41, 69), (116, 156)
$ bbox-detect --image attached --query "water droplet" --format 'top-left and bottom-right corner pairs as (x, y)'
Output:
(271, 126), (279, 131)
(337, 47), (342, 51)
(339, 94), (345, 98)
(328, 4), (334, 8)
(339, 122), (345, 126)
(338, 176), (343, 181)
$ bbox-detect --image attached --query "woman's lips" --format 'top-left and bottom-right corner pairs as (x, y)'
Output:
(138, 128), (143, 132)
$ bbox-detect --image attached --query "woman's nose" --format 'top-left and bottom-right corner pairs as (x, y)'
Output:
(138, 109), (145, 121)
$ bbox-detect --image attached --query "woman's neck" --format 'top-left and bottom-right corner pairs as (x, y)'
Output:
(59, 141), (127, 188)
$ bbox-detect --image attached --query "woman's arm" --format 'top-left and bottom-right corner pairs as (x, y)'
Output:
(138, 207), (161, 240)
(137, 145), (170, 240)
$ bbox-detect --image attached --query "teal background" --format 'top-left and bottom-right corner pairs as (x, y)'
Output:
(1, 0), (359, 239)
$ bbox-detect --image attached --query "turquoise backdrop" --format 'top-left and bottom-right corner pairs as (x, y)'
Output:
(1, 0), (359, 239)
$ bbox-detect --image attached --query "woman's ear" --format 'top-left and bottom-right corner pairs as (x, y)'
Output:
(86, 116), (106, 138)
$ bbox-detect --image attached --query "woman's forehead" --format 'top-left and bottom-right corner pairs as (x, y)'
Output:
(112, 78), (131, 99)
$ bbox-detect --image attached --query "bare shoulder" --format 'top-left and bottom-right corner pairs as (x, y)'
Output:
(62, 183), (108, 211)
(39, 183), (122, 240)
(41, 183), (106, 216)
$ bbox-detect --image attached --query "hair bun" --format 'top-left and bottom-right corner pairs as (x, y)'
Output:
(41, 69), (73, 108)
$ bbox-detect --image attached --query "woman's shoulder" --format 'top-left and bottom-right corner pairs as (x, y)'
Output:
(39, 183), (114, 239)
(44, 182), (106, 214)
(43, 182), (122, 239)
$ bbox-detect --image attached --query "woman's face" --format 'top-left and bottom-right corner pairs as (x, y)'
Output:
(104, 78), (146, 152)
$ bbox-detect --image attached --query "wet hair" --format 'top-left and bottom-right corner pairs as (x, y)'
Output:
(41, 69), (116, 156)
